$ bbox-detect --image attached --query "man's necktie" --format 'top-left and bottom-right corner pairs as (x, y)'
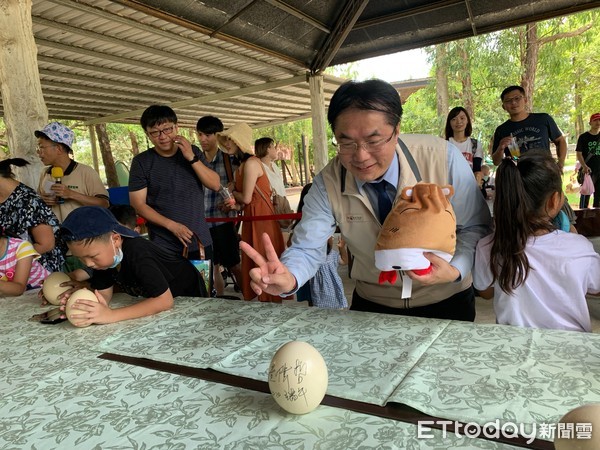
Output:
(372, 181), (392, 223)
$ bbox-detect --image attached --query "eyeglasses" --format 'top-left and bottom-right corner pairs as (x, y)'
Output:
(503, 95), (524, 105)
(335, 131), (396, 155)
(147, 126), (175, 138)
(36, 144), (57, 151)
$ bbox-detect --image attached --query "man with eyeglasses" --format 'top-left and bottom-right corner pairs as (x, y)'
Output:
(36, 121), (109, 223)
(491, 85), (575, 230)
(491, 85), (567, 171)
(129, 105), (220, 270)
(240, 79), (491, 321)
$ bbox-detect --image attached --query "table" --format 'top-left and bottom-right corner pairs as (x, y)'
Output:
(4, 292), (598, 449)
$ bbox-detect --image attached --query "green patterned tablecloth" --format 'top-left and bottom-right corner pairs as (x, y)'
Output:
(98, 299), (448, 405)
(94, 296), (600, 443)
(390, 321), (600, 440)
(0, 292), (524, 449)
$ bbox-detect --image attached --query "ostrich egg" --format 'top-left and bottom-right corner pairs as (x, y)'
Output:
(555, 403), (600, 450)
(65, 289), (98, 328)
(42, 272), (72, 305)
(268, 341), (328, 414)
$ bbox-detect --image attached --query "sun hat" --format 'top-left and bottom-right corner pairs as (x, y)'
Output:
(34, 122), (75, 153)
(217, 123), (253, 153)
(590, 113), (600, 122)
(61, 206), (138, 241)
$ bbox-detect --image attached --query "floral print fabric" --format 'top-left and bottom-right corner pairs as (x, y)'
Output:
(0, 183), (65, 272)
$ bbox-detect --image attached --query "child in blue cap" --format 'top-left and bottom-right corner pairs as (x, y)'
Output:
(56, 206), (206, 326)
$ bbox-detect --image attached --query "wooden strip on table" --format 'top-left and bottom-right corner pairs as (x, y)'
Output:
(99, 353), (554, 450)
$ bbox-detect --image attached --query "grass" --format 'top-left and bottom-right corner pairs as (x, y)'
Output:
(563, 153), (581, 208)
(488, 152), (582, 208)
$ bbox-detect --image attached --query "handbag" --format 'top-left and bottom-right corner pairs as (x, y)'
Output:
(580, 173), (595, 196)
(254, 184), (294, 229)
(183, 233), (211, 297)
(577, 154), (594, 185)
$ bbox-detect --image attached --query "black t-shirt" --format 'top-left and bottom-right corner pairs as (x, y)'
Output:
(492, 113), (562, 158)
(576, 131), (600, 174)
(90, 237), (204, 298)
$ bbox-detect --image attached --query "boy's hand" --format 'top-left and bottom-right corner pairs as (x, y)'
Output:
(64, 290), (112, 326)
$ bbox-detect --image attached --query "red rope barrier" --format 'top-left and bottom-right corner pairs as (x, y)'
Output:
(206, 213), (301, 223)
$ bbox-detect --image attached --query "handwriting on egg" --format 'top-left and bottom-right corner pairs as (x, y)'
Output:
(269, 359), (309, 404)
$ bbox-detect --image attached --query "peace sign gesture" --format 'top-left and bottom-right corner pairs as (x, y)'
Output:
(239, 233), (297, 296)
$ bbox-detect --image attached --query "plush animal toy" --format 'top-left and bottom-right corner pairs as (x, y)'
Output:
(374, 183), (456, 298)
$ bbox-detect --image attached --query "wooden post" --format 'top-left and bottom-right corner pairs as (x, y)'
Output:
(88, 125), (100, 173)
(0, 0), (47, 188)
(309, 73), (328, 172)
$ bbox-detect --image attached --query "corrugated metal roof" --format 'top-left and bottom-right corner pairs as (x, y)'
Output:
(1, 0), (598, 129)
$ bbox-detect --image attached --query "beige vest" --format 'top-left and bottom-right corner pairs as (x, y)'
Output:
(321, 134), (472, 308)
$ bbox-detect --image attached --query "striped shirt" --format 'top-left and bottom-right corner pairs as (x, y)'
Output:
(203, 149), (240, 227)
(0, 237), (49, 288)
(129, 145), (213, 254)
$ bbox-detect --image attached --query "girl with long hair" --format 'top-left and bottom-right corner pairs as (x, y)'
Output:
(473, 152), (600, 331)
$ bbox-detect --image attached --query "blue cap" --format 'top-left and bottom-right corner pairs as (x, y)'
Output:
(61, 206), (138, 241)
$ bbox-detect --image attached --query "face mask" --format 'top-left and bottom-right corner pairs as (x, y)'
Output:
(109, 238), (123, 268)
(483, 175), (489, 181)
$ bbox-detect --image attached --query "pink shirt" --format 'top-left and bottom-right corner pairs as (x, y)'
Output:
(0, 237), (49, 288)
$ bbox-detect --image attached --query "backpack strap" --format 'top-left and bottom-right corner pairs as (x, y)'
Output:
(471, 137), (478, 154)
(223, 152), (234, 183)
(397, 137), (422, 182)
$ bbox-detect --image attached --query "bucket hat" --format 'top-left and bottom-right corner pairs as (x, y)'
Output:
(35, 122), (74, 153)
(217, 123), (253, 154)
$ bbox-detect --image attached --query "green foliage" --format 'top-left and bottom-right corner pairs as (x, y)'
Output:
(428, 10), (598, 152)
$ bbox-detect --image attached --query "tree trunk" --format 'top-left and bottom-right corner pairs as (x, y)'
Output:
(0, 0), (47, 188)
(435, 43), (449, 129)
(521, 23), (539, 109)
(95, 123), (119, 188)
(573, 56), (584, 139)
(129, 131), (140, 156)
(458, 40), (474, 121)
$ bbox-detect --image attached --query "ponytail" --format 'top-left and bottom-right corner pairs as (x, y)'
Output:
(0, 158), (29, 178)
(490, 152), (562, 294)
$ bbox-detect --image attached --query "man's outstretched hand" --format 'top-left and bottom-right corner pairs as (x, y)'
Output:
(239, 233), (297, 296)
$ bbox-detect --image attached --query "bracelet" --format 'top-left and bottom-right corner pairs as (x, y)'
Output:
(189, 155), (200, 164)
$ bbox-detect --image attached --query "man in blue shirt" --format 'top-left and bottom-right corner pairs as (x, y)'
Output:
(241, 79), (491, 320)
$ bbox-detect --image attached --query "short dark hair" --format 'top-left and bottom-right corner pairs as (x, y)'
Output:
(140, 105), (178, 130)
(109, 204), (138, 230)
(196, 116), (224, 134)
(500, 86), (525, 101)
(327, 79), (402, 133)
(254, 137), (274, 158)
(0, 158), (29, 179)
(445, 107), (473, 140)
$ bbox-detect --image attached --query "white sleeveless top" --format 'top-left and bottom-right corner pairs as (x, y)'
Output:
(261, 161), (286, 196)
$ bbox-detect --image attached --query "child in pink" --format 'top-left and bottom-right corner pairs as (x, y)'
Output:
(0, 234), (49, 296)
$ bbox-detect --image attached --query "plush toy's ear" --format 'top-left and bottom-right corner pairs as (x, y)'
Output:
(441, 185), (454, 198)
(400, 186), (414, 200)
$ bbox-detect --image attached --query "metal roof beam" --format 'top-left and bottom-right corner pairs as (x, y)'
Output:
(83, 73), (309, 125)
(34, 16), (247, 89)
(310, 0), (369, 73)
(264, 0), (330, 33)
(46, 0), (297, 75)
